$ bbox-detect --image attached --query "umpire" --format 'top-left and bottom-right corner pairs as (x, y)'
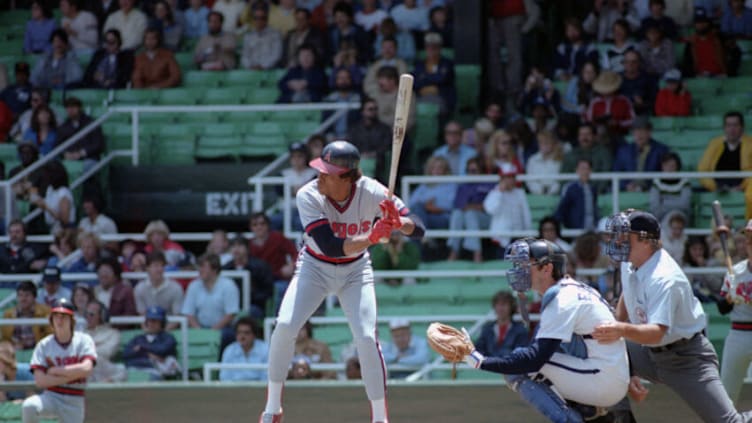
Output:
(592, 210), (752, 422)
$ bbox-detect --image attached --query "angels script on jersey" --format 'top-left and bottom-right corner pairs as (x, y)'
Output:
(330, 220), (372, 238)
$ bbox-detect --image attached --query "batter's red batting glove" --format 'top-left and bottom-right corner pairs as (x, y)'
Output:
(368, 219), (394, 244)
(379, 199), (403, 229)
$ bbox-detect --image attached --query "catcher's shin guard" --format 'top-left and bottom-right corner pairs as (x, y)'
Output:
(504, 374), (584, 423)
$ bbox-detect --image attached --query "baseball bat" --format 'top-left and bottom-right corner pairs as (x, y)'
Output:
(380, 74), (413, 243)
(712, 200), (735, 275)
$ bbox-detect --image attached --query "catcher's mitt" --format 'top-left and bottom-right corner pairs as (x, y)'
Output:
(426, 322), (474, 362)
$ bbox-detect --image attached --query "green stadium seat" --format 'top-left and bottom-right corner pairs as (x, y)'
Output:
(158, 87), (204, 105)
(223, 69), (267, 87)
(455, 64), (481, 113)
(677, 129), (718, 149)
(699, 94), (752, 115)
(175, 111), (222, 124)
(286, 121), (320, 141)
(679, 115), (723, 131)
(197, 122), (243, 137)
(245, 88), (278, 104)
(172, 328), (221, 371)
(0, 9), (28, 25)
(0, 144), (18, 164)
(223, 110), (267, 123)
(650, 117), (675, 131)
(183, 71), (223, 88)
(676, 148), (705, 170)
(272, 109), (319, 122)
(683, 78), (721, 96)
(126, 368), (154, 382)
(526, 194), (558, 223)
(62, 160), (85, 183)
(65, 89), (111, 107)
(404, 280), (460, 305)
(413, 101), (440, 158)
(157, 125), (198, 140)
(151, 139), (196, 165)
(0, 39), (24, 55)
(174, 52), (195, 70)
(201, 87), (244, 104)
(239, 134), (286, 157)
(719, 76), (752, 95)
(138, 111), (178, 124)
(694, 191), (746, 227)
(249, 121), (284, 136)
(374, 282), (410, 306)
(113, 89), (158, 105)
(195, 136), (241, 160)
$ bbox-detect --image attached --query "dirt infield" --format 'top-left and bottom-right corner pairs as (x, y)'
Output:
(85, 381), (752, 422)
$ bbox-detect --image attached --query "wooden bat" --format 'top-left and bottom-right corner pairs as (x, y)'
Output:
(380, 74), (413, 243)
(712, 200), (735, 275)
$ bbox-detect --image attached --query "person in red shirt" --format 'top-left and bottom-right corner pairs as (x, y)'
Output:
(683, 8), (727, 77)
(583, 70), (635, 136)
(248, 212), (298, 309)
(654, 68), (692, 117)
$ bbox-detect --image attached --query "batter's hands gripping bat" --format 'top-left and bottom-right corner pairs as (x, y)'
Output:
(712, 200), (735, 276)
(380, 73), (413, 243)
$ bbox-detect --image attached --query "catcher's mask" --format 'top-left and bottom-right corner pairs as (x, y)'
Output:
(604, 210), (661, 262)
(504, 238), (566, 292)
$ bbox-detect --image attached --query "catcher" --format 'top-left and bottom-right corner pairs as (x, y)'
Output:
(428, 238), (629, 422)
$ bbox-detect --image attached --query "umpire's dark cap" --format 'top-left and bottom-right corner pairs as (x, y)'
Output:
(628, 211), (660, 239)
(309, 140), (360, 175)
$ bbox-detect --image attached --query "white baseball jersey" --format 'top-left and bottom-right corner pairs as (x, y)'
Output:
(621, 249), (706, 346)
(723, 260), (752, 321)
(297, 176), (407, 262)
(30, 332), (97, 396)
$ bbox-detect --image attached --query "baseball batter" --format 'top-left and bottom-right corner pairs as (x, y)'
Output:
(593, 210), (752, 422)
(259, 141), (425, 423)
(23, 298), (97, 423)
(461, 238), (629, 422)
(717, 219), (752, 404)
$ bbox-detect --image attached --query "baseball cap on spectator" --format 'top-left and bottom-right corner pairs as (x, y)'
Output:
(663, 68), (682, 83)
(694, 7), (710, 23)
(498, 162), (518, 178)
(424, 32), (442, 46)
(593, 71), (622, 95)
(389, 318), (410, 330)
(42, 266), (62, 284)
(631, 116), (652, 130)
(289, 142), (307, 154)
(628, 211), (661, 239)
(145, 306), (167, 322)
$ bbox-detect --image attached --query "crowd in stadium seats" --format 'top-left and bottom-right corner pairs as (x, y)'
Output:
(0, 0), (751, 388)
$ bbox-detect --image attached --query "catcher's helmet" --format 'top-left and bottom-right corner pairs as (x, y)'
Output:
(604, 210), (660, 262)
(50, 298), (76, 316)
(309, 140), (360, 175)
(504, 238), (566, 292)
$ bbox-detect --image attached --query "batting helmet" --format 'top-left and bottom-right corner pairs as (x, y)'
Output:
(504, 238), (567, 292)
(50, 298), (76, 316)
(309, 140), (360, 175)
(604, 210), (661, 262)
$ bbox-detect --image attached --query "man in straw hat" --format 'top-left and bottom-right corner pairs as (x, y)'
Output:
(583, 70), (635, 135)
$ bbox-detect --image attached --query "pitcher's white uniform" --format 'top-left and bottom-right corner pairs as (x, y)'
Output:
(23, 332), (97, 423)
(535, 278), (630, 407)
(266, 175), (408, 408)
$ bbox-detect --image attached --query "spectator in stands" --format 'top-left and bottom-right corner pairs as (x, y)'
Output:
(654, 68), (692, 117)
(184, 0), (209, 39)
(310, 0), (336, 32)
(182, 253), (239, 333)
(94, 256), (137, 317)
(698, 111), (752, 193)
(461, 117), (495, 156)
(22, 105), (57, 156)
(90, 0), (120, 34)
(131, 28), (182, 88)
(60, 0), (99, 55)
(409, 156), (456, 229)
(517, 67), (561, 119)
(554, 158), (598, 230)
(372, 66), (416, 133)
(640, 0), (677, 39)
(144, 220), (185, 269)
(194, 11), (237, 70)
(371, 230), (421, 284)
(572, 231), (612, 296)
(103, 0), (148, 50)
(600, 19), (635, 74)
(683, 8), (727, 77)
(347, 97), (391, 182)
(248, 212), (297, 291)
(71, 284), (94, 330)
(649, 151), (692, 223)
(428, 6), (451, 47)
(271, 143), (317, 230)
(432, 121), (476, 175)
(294, 320), (336, 379)
(10, 88), (59, 142)
(212, 0), (244, 33)
(85, 300), (126, 382)
(223, 236), (275, 319)
(32, 161), (76, 234)
(525, 130), (563, 195)
(381, 319), (430, 379)
(364, 38), (408, 98)
(206, 230), (232, 265)
(37, 266), (72, 307)
(24, 0), (57, 54)
(583, 70), (635, 135)
(552, 17), (599, 82)
(30, 30), (83, 90)
(637, 23), (674, 77)
(219, 317), (268, 381)
(484, 129), (523, 174)
(414, 32), (456, 118)
(373, 17), (416, 63)
(484, 162), (531, 250)
(473, 291), (529, 357)
(122, 306), (180, 380)
(0, 220), (46, 273)
(58, 97), (106, 167)
(661, 210), (688, 263)
(277, 44), (327, 102)
(683, 235), (722, 302)
(84, 29), (134, 88)
(134, 251), (184, 319)
(150, 0), (183, 51)
(446, 157), (494, 262)
(330, 39), (366, 90)
(323, 68), (361, 138)
(67, 231), (101, 274)
(0, 62), (32, 119)
(390, 0), (428, 32)
(539, 216), (572, 253)
(583, 0), (640, 42)
(47, 228), (78, 269)
(356, 0), (387, 32)
(283, 8), (325, 68)
(721, 0), (752, 39)
(619, 49), (657, 116)
(561, 123), (612, 192)
(241, 3), (283, 70)
(1, 282), (51, 350)
(612, 116), (669, 191)
(327, 2), (372, 65)
(268, 0), (297, 35)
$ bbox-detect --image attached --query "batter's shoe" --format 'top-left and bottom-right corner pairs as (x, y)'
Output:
(258, 411), (283, 423)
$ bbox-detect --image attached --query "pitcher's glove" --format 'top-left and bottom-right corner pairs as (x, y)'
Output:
(426, 322), (483, 367)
